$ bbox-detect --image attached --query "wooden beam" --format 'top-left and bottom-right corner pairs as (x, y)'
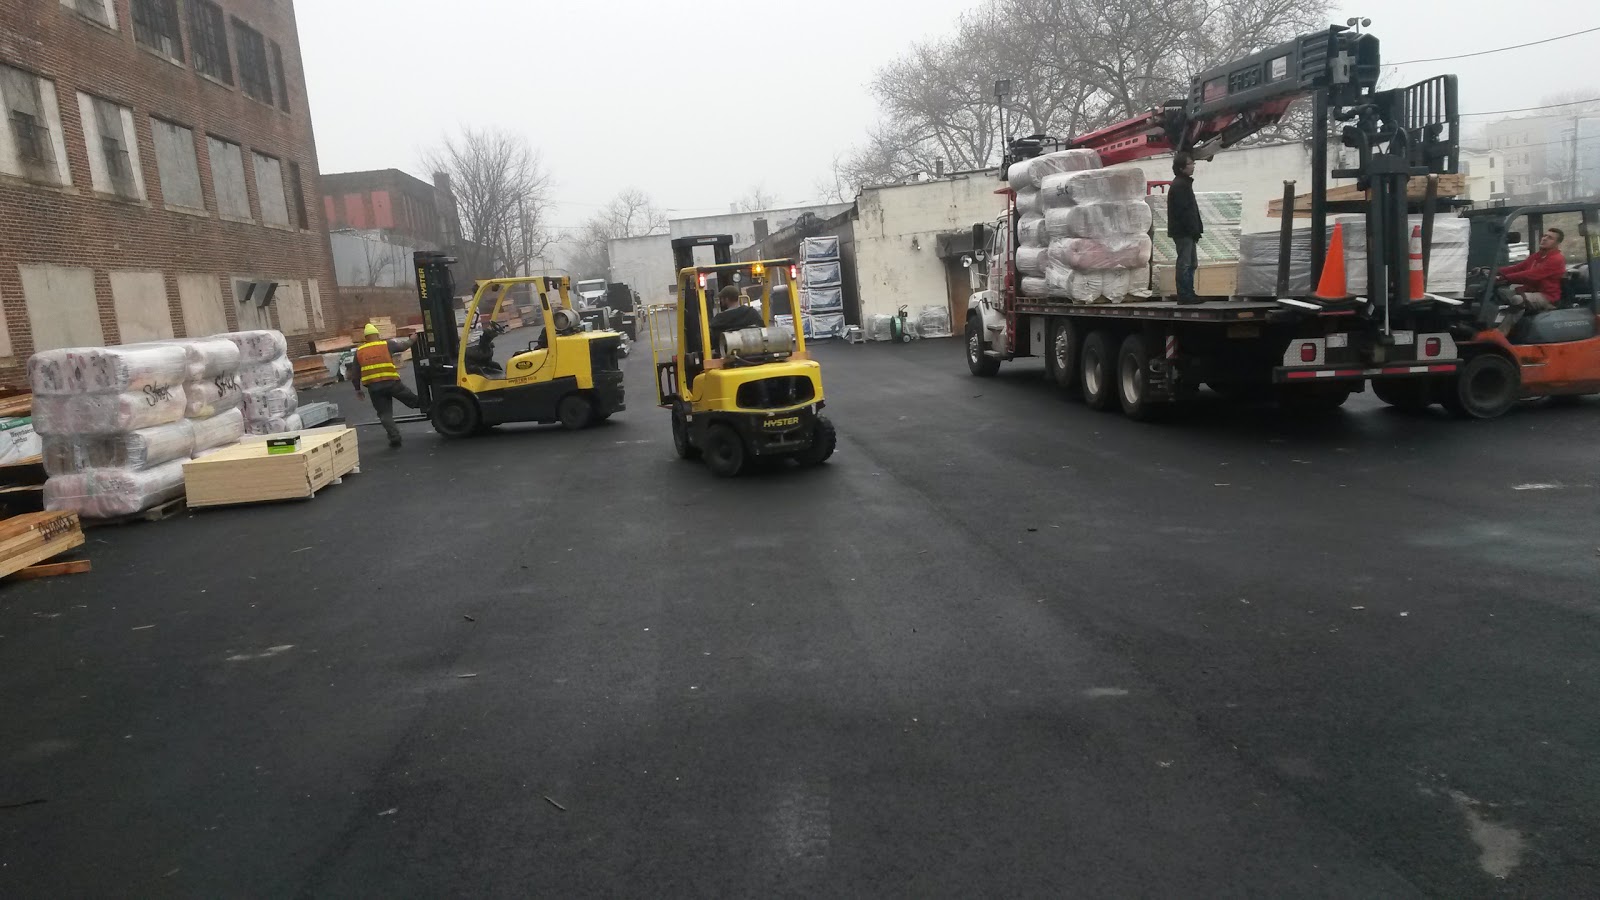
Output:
(1268, 174), (1466, 218)
(9, 558), (91, 580)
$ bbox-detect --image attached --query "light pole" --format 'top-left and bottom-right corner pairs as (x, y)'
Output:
(994, 78), (1013, 166)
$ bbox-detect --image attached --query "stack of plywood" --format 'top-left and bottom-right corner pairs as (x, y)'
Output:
(0, 511), (84, 579)
(183, 427), (359, 508)
(312, 335), (354, 355)
(292, 356), (335, 390)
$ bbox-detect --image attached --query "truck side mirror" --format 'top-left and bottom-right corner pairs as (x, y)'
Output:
(972, 223), (988, 252)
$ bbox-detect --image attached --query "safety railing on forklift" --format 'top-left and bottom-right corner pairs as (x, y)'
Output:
(640, 302), (680, 406)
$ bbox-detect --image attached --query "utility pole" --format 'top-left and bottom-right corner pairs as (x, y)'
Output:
(1570, 116), (1581, 201)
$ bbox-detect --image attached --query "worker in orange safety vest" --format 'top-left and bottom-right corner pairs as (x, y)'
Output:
(345, 323), (422, 447)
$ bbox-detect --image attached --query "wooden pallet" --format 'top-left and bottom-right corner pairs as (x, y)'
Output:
(84, 496), (188, 528)
(0, 393), (32, 417)
(0, 511), (85, 580)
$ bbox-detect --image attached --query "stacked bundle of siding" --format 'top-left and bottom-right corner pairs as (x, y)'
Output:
(1235, 215), (1472, 297)
(1146, 191), (1243, 289)
(1008, 149), (1153, 302)
(29, 336), (248, 519)
(228, 330), (303, 435)
(798, 237), (845, 340)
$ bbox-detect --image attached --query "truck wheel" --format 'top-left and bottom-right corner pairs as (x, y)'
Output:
(1450, 353), (1519, 419)
(1044, 319), (1078, 394)
(966, 316), (1000, 377)
(703, 424), (746, 477)
(672, 409), (700, 460)
(1373, 377), (1433, 413)
(796, 415), (837, 467)
(1117, 333), (1156, 420)
(558, 394), (593, 430)
(431, 393), (481, 438)
(1080, 330), (1117, 410)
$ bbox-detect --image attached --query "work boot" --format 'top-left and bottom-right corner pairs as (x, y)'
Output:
(388, 436), (402, 448)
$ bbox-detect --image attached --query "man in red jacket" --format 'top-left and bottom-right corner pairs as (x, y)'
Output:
(1499, 227), (1567, 311)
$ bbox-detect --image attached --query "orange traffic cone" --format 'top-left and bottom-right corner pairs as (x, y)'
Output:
(1407, 224), (1425, 300)
(1314, 223), (1349, 300)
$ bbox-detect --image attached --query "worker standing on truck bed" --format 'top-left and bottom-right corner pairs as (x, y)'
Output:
(347, 324), (423, 448)
(1168, 153), (1204, 305)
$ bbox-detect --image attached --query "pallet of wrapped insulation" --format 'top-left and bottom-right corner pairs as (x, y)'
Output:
(1036, 160), (1151, 303)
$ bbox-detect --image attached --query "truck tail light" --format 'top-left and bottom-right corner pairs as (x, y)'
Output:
(1424, 337), (1441, 357)
(1300, 342), (1317, 363)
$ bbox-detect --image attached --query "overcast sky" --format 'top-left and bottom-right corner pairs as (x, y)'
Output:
(298, 0), (1597, 238)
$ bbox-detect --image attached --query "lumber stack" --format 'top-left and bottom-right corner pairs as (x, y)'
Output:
(291, 355), (336, 390)
(0, 511), (85, 579)
(183, 427), (359, 507)
(312, 335), (354, 354)
(349, 316), (397, 343)
(1267, 174), (1466, 218)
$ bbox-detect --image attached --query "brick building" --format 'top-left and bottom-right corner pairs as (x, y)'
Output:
(0, 0), (335, 383)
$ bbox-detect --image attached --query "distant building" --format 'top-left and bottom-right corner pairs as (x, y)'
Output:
(1484, 114), (1600, 203)
(0, 0), (336, 378)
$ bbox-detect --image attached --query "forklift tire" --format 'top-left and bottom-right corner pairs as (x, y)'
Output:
(966, 316), (1000, 377)
(796, 415), (837, 467)
(1449, 353), (1519, 419)
(1044, 319), (1078, 395)
(1373, 377), (1434, 413)
(672, 409), (700, 460)
(703, 424), (746, 478)
(1116, 333), (1156, 421)
(431, 393), (481, 438)
(557, 394), (593, 430)
(1080, 330), (1117, 411)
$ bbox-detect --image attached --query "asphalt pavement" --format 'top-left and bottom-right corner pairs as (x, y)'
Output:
(2, 336), (1597, 897)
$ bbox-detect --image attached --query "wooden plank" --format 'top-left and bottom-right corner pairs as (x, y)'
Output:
(312, 336), (354, 354)
(0, 511), (84, 579)
(0, 394), (33, 417)
(8, 558), (91, 580)
(1268, 173), (1465, 218)
(183, 428), (360, 507)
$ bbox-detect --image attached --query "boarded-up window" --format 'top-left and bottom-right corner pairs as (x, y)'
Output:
(232, 277), (271, 330)
(253, 151), (289, 226)
(208, 136), (250, 219)
(151, 118), (202, 210)
(270, 41), (290, 112)
(1, 65), (71, 186)
(188, 1), (231, 84)
(21, 265), (102, 351)
(275, 279), (308, 334)
(132, 0), (183, 61)
(110, 271), (174, 343)
(77, 93), (145, 201)
(177, 274), (228, 337)
(307, 278), (326, 332)
(62, 0), (117, 29)
(286, 161), (308, 229)
(232, 18), (272, 105)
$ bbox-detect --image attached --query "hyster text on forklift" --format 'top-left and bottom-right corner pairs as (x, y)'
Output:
(966, 25), (1480, 420)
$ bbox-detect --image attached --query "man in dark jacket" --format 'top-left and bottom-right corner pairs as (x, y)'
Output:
(709, 284), (763, 355)
(1167, 153), (1204, 305)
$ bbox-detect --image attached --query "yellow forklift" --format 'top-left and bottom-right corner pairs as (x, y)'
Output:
(411, 251), (625, 436)
(648, 234), (835, 476)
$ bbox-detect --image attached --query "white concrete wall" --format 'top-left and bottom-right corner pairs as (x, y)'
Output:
(853, 174), (1002, 323)
(607, 232), (673, 304)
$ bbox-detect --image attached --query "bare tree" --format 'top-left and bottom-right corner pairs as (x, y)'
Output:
(358, 236), (394, 287)
(836, 0), (1326, 194)
(569, 188), (669, 279)
(736, 184), (780, 212)
(423, 127), (553, 278)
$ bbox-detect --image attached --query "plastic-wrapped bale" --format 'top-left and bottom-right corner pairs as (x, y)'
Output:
(1050, 235), (1153, 270)
(220, 330), (289, 365)
(801, 261), (842, 289)
(239, 357), (293, 391)
(800, 236), (840, 263)
(1016, 246), (1050, 276)
(1236, 230), (1313, 296)
(1045, 264), (1134, 303)
(918, 305), (953, 339)
(164, 337), (241, 382)
(1006, 148), (1101, 191)
(28, 343), (188, 395)
(44, 459), (187, 519)
(39, 419), (195, 476)
(802, 286), (844, 314)
(191, 407), (245, 454)
(245, 414), (302, 436)
(807, 314), (845, 341)
(1017, 215), (1048, 247)
(1020, 276), (1050, 298)
(1016, 189), (1043, 217)
(184, 375), (243, 418)
(242, 385), (298, 422)
(866, 314), (895, 342)
(1044, 200), (1153, 240)
(1039, 167), (1146, 209)
(33, 386), (188, 436)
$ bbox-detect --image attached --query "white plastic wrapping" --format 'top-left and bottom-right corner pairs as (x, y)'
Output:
(164, 337), (241, 382)
(867, 314), (894, 342)
(242, 385), (298, 421)
(802, 287), (844, 313)
(1006, 149), (1101, 191)
(1016, 246), (1050, 276)
(1017, 215), (1048, 248)
(40, 420), (196, 476)
(28, 344), (188, 395)
(1234, 216), (1471, 297)
(800, 236), (840, 263)
(1050, 235), (1153, 270)
(801, 261), (842, 288)
(184, 375), (244, 419)
(1016, 189), (1043, 217)
(246, 413), (303, 436)
(221, 330), (289, 365)
(44, 459), (187, 519)
(1020, 276), (1050, 298)
(1045, 265), (1134, 303)
(1040, 167), (1146, 208)
(191, 407), (245, 454)
(1044, 201), (1153, 240)
(918, 305), (952, 339)
(33, 386), (188, 436)
(239, 357), (293, 391)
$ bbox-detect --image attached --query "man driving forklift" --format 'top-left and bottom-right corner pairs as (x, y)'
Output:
(1498, 227), (1567, 334)
(710, 284), (762, 353)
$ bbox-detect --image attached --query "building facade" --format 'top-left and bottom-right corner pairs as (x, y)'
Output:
(1483, 114), (1600, 203)
(0, 0), (335, 381)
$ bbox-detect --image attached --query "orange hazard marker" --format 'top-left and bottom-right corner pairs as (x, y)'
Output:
(1408, 224), (1425, 300)
(1314, 223), (1349, 300)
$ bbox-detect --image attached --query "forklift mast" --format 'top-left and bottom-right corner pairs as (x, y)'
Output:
(671, 234), (734, 274)
(413, 250), (460, 408)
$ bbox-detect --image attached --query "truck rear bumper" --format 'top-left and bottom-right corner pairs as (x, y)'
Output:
(1274, 361), (1459, 383)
